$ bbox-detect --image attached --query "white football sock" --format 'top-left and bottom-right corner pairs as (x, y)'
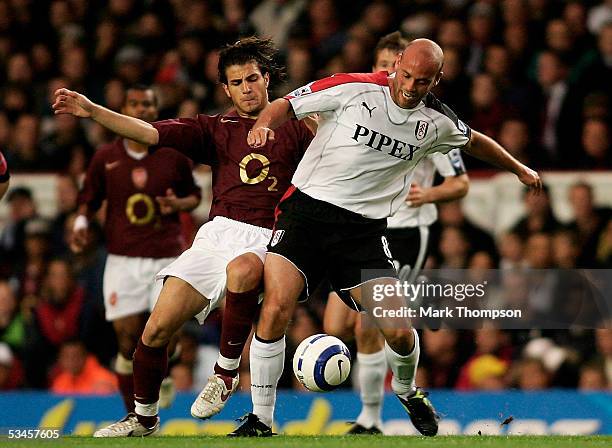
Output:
(250, 335), (285, 427)
(217, 353), (241, 372)
(114, 353), (133, 375)
(355, 349), (387, 428)
(384, 328), (420, 397)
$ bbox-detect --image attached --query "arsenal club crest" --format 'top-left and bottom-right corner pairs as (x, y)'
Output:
(131, 167), (148, 189)
(415, 120), (429, 140)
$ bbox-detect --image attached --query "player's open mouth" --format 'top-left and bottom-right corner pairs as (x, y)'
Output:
(402, 92), (416, 100)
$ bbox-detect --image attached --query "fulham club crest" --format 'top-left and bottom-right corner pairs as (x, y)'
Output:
(131, 167), (148, 189)
(415, 120), (429, 140)
(270, 230), (285, 247)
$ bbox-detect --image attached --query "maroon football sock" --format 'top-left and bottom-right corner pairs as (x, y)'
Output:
(116, 372), (135, 413)
(133, 338), (168, 428)
(214, 287), (260, 377)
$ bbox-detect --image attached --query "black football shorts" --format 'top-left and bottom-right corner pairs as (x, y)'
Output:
(267, 187), (397, 310)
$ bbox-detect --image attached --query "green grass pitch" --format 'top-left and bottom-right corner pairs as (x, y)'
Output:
(2, 436), (611, 448)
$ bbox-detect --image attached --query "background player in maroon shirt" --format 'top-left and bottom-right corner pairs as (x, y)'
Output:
(71, 85), (201, 421)
(0, 151), (9, 201)
(53, 38), (313, 437)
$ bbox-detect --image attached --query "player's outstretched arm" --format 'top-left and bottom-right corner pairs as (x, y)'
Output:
(247, 98), (295, 148)
(464, 130), (542, 191)
(408, 174), (469, 207)
(52, 88), (159, 146)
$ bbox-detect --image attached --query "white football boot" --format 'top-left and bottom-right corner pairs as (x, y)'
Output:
(93, 413), (159, 437)
(191, 374), (239, 419)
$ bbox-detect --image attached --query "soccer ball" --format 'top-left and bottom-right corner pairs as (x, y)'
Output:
(292, 334), (351, 392)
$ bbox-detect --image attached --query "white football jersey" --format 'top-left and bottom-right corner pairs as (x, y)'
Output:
(286, 72), (471, 219)
(387, 148), (466, 229)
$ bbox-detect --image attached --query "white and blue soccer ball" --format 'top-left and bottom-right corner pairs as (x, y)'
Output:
(292, 334), (351, 392)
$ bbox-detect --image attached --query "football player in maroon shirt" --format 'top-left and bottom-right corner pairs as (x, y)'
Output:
(72, 85), (201, 417)
(53, 37), (313, 437)
(0, 151), (9, 201)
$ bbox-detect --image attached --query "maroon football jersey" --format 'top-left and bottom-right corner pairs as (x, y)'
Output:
(153, 109), (313, 229)
(79, 139), (201, 258)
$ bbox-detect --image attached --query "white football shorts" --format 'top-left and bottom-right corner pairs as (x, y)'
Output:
(103, 254), (176, 321)
(156, 216), (272, 324)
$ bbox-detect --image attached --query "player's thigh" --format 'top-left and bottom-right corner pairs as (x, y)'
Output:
(323, 290), (357, 341)
(146, 276), (210, 338)
(156, 222), (237, 324)
(327, 223), (397, 313)
(257, 253), (306, 339)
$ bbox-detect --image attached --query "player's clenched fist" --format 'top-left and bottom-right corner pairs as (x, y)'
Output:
(247, 127), (275, 148)
(516, 166), (542, 192)
(52, 88), (95, 118)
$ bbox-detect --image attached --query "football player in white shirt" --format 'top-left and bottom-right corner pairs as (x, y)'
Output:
(322, 32), (470, 435)
(236, 39), (540, 437)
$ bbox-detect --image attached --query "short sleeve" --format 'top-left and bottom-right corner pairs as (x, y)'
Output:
(431, 148), (466, 177)
(152, 117), (215, 165)
(78, 148), (106, 213)
(285, 78), (349, 119)
(0, 151), (9, 183)
(424, 94), (471, 155)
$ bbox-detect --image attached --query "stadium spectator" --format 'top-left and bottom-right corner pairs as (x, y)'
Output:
(498, 118), (548, 169)
(0, 187), (38, 276)
(0, 342), (23, 390)
(24, 258), (86, 387)
(0, 280), (25, 353)
(498, 231), (525, 270)
(596, 219), (612, 267)
(593, 328), (612, 386)
(567, 182), (612, 266)
(51, 340), (118, 395)
(511, 185), (561, 239)
(435, 201), (497, 260)
(551, 230), (580, 268)
(420, 330), (467, 389)
(516, 357), (551, 390)
(578, 361), (609, 390)
(579, 118), (611, 169)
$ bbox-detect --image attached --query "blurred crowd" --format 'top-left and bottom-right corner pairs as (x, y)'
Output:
(0, 0), (611, 394)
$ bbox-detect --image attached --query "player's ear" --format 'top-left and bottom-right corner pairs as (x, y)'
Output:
(222, 84), (231, 99)
(434, 71), (443, 86)
(394, 53), (402, 70)
(264, 72), (270, 88)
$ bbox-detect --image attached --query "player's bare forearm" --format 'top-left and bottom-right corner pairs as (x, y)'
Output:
(427, 174), (469, 203)
(464, 130), (542, 190)
(255, 98), (294, 130)
(53, 88), (159, 146)
(464, 130), (522, 173)
(89, 104), (159, 146)
(176, 194), (200, 212)
(248, 99), (295, 148)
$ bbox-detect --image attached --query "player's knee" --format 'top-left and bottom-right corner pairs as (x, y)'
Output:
(226, 257), (262, 291)
(383, 328), (415, 354)
(142, 317), (173, 347)
(260, 300), (292, 332)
